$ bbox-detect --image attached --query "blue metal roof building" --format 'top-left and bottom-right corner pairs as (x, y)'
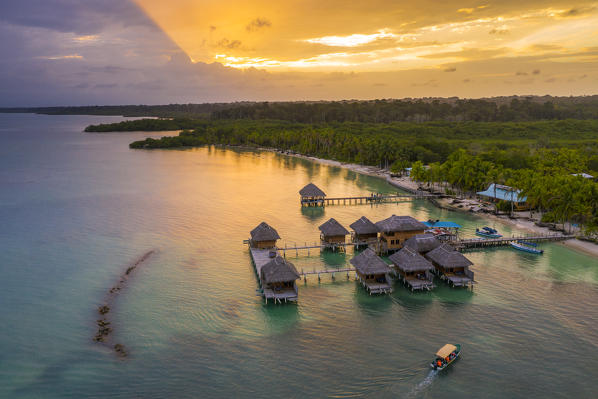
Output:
(477, 184), (527, 203)
(421, 221), (462, 229)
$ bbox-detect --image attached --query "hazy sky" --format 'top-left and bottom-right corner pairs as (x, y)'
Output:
(1, 0), (597, 106)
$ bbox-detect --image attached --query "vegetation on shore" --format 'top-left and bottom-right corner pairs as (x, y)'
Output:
(5, 95), (598, 121)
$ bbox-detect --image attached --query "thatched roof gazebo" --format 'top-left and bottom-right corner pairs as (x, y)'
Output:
(250, 222), (281, 249)
(349, 216), (379, 244)
(299, 183), (326, 206)
(319, 218), (350, 247)
(403, 234), (441, 254)
(389, 247), (435, 291)
(260, 256), (300, 303)
(425, 244), (475, 287)
(349, 248), (392, 294)
(375, 215), (428, 253)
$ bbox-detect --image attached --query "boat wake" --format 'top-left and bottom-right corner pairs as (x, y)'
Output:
(407, 369), (437, 398)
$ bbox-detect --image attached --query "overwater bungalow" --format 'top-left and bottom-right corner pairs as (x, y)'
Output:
(249, 222), (281, 249)
(299, 183), (326, 206)
(403, 234), (441, 255)
(425, 244), (475, 287)
(389, 247), (435, 291)
(349, 216), (379, 247)
(375, 215), (428, 253)
(477, 183), (528, 211)
(349, 248), (393, 294)
(260, 255), (300, 303)
(319, 218), (350, 248)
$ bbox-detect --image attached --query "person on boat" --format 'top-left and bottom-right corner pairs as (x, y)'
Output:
(437, 360), (442, 368)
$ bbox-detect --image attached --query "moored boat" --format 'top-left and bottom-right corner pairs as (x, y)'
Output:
(511, 242), (543, 254)
(475, 226), (502, 238)
(430, 344), (461, 371)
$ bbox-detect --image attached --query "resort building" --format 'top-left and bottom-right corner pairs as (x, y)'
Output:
(389, 247), (435, 291)
(260, 255), (300, 302)
(249, 222), (281, 249)
(349, 216), (379, 246)
(402, 233), (441, 255)
(299, 183), (326, 206)
(319, 218), (350, 247)
(350, 248), (393, 294)
(425, 244), (475, 287)
(477, 183), (528, 211)
(375, 215), (428, 253)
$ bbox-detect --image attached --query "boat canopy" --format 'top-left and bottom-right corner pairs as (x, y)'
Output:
(436, 344), (457, 358)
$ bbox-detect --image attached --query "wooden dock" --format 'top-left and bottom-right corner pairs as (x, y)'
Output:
(301, 193), (441, 206)
(276, 241), (376, 256)
(249, 247), (299, 303)
(452, 233), (575, 250)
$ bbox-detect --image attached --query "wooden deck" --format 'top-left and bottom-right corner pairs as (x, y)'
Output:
(452, 233), (575, 250)
(400, 276), (435, 291)
(249, 248), (298, 303)
(301, 193), (442, 206)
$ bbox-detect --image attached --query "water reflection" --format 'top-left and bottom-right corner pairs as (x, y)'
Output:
(354, 287), (392, 315)
(300, 206), (325, 221)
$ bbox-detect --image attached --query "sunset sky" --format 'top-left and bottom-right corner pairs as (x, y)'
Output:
(1, 0), (597, 105)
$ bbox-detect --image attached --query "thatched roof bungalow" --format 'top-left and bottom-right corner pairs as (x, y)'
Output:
(349, 216), (379, 245)
(425, 244), (475, 287)
(319, 218), (350, 246)
(389, 247), (435, 291)
(350, 248), (392, 294)
(260, 256), (300, 303)
(250, 222), (281, 249)
(299, 183), (326, 206)
(403, 234), (441, 255)
(375, 215), (428, 253)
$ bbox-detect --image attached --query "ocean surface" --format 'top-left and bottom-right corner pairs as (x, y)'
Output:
(1, 113), (597, 398)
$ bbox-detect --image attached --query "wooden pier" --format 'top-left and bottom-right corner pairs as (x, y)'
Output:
(275, 241), (376, 256)
(249, 247), (299, 303)
(301, 193), (441, 206)
(452, 233), (575, 251)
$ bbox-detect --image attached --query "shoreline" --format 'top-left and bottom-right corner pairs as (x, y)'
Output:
(262, 147), (598, 258)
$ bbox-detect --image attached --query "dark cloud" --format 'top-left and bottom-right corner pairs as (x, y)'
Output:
(216, 38), (242, 49)
(532, 69), (541, 75)
(489, 28), (509, 35)
(462, 78), (471, 83)
(246, 18), (272, 32)
(558, 7), (596, 18)
(545, 78), (556, 83)
(443, 67), (456, 72)
(516, 71), (528, 76)
(0, 0), (151, 35)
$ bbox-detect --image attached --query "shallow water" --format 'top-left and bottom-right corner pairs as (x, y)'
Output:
(1, 113), (597, 398)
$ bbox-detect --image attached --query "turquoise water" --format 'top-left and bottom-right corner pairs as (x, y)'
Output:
(1, 113), (597, 398)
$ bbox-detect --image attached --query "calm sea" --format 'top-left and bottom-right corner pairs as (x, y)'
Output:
(0, 113), (597, 398)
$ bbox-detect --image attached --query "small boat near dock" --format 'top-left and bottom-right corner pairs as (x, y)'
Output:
(430, 344), (461, 371)
(475, 226), (502, 238)
(511, 242), (544, 254)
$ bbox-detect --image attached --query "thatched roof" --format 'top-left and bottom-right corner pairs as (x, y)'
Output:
(319, 218), (350, 236)
(403, 234), (441, 254)
(350, 248), (391, 275)
(389, 247), (434, 272)
(425, 244), (473, 268)
(299, 183), (326, 197)
(375, 215), (428, 233)
(261, 256), (300, 284)
(250, 222), (281, 242)
(349, 216), (379, 235)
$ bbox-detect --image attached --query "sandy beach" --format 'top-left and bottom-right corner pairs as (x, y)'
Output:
(272, 148), (598, 258)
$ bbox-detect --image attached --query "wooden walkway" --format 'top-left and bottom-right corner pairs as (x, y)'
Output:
(452, 233), (575, 250)
(276, 241), (375, 256)
(301, 193), (441, 206)
(249, 248), (299, 303)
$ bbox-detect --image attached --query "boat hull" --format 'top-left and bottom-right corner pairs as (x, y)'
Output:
(430, 344), (461, 371)
(475, 231), (502, 238)
(510, 242), (543, 254)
